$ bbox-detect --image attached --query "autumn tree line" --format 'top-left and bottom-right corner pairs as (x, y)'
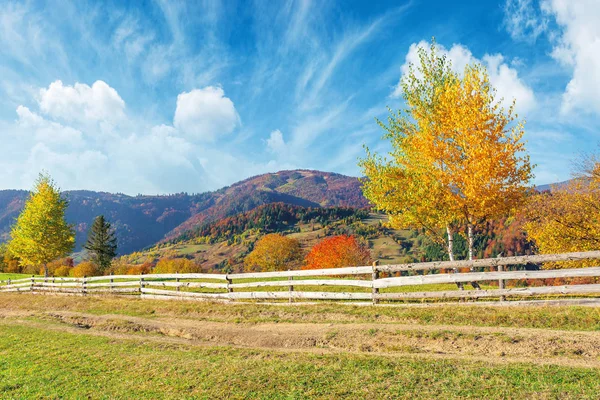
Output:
(0, 174), (372, 276)
(1, 39), (599, 277)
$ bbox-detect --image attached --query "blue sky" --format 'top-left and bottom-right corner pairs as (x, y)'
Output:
(0, 0), (598, 194)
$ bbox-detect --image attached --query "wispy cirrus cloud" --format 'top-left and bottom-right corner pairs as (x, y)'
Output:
(0, 0), (597, 194)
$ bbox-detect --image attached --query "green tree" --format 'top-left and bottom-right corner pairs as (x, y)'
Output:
(84, 215), (118, 272)
(8, 173), (75, 276)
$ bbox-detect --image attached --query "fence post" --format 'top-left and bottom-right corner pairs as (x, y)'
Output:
(7, 278), (10, 288)
(82, 276), (87, 295)
(109, 273), (114, 293)
(176, 271), (180, 292)
(31, 275), (35, 293)
(226, 275), (233, 299)
(288, 269), (294, 304)
(140, 273), (144, 295)
(498, 265), (505, 301)
(372, 261), (379, 305)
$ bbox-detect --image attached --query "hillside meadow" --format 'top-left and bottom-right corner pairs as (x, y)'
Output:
(1, 293), (600, 398)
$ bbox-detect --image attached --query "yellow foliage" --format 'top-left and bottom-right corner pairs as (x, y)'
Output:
(43, 257), (74, 276)
(70, 261), (100, 277)
(153, 258), (201, 274)
(4, 259), (21, 274)
(126, 263), (152, 275)
(244, 234), (303, 272)
(8, 173), (75, 275)
(525, 178), (600, 268)
(54, 265), (73, 277)
(360, 39), (532, 260)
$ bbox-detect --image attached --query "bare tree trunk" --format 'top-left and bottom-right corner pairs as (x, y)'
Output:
(43, 264), (48, 278)
(467, 223), (481, 290)
(447, 225), (464, 290)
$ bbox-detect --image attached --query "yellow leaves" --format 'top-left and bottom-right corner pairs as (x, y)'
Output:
(360, 38), (532, 247)
(8, 173), (75, 270)
(524, 177), (600, 268)
(243, 234), (303, 272)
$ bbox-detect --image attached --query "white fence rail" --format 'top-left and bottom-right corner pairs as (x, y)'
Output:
(2, 251), (600, 305)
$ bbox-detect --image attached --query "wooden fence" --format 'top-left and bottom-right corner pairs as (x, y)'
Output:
(2, 251), (600, 305)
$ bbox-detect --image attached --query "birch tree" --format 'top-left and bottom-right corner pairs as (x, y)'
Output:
(360, 39), (532, 282)
(360, 40), (462, 261)
(436, 63), (533, 262)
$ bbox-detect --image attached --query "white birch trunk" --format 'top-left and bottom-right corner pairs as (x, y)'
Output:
(467, 223), (481, 290)
(467, 223), (474, 262)
(446, 225), (455, 262)
(447, 225), (464, 290)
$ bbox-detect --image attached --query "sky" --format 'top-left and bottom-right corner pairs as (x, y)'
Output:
(0, 0), (598, 195)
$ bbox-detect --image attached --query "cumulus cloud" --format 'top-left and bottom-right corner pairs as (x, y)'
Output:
(393, 41), (536, 114)
(502, 0), (600, 115)
(38, 80), (126, 124)
(173, 86), (240, 142)
(16, 105), (84, 148)
(266, 129), (287, 154)
(483, 54), (536, 114)
(542, 0), (600, 114)
(0, 80), (275, 194)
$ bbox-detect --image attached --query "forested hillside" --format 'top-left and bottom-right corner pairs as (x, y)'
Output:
(0, 170), (368, 254)
(123, 202), (533, 273)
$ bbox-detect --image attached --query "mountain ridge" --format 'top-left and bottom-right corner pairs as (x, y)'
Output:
(0, 170), (368, 254)
(0, 170), (569, 256)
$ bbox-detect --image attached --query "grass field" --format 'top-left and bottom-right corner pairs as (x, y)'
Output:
(0, 273), (37, 281)
(1, 293), (600, 398)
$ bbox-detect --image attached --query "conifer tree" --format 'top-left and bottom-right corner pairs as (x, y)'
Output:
(8, 173), (75, 277)
(84, 215), (118, 272)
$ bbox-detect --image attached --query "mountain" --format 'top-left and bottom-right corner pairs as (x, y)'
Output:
(124, 203), (534, 273)
(163, 170), (370, 241)
(534, 179), (573, 193)
(0, 170), (368, 254)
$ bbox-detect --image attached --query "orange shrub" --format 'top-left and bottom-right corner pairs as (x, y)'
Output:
(43, 257), (74, 276)
(54, 265), (72, 277)
(70, 261), (100, 277)
(303, 235), (371, 270)
(243, 234), (303, 272)
(4, 259), (21, 273)
(126, 262), (152, 275)
(153, 258), (201, 274)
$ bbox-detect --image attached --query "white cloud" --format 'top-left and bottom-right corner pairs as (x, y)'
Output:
(393, 41), (536, 114)
(266, 129), (287, 154)
(112, 16), (154, 62)
(542, 0), (600, 114)
(173, 86), (240, 142)
(0, 81), (258, 194)
(19, 142), (110, 191)
(503, 0), (548, 42)
(16, 105), (84, 148)
(502, 0), (600, 115)
(38, 80), (126, 124)
(483, 54), (536, 115)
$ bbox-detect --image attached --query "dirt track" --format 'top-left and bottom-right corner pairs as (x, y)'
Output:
(2, 307), (600, 369)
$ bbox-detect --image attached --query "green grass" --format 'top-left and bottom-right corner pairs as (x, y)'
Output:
(0, 323), (599, 399)
(2, 294), (600, 331)
(0, 273), (37, 282)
